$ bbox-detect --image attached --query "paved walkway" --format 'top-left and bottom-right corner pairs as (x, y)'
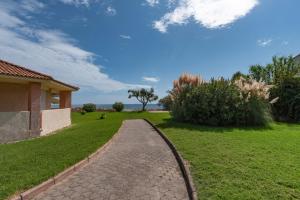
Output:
(34, 120), (189, 200)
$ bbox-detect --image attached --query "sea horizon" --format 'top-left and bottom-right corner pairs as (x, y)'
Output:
(72, 104), (163, 111)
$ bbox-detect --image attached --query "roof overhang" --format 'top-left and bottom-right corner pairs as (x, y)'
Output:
(0, 75), (79, 92)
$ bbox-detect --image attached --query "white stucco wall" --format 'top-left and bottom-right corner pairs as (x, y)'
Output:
(41, 108), (71, 136)
(0, 111), (30, 143)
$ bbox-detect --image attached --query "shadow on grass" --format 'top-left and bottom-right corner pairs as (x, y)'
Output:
(155, 118), (274, 133)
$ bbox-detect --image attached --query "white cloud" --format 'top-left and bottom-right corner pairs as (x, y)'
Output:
(153, 0), (259, 33)
(167, 0), (177, 7)
(257, 39), (272, 47)
(146, 0), (160, 7)
(282, 41), (289, 46)
(143, 76), (160, 83)
(0, 11), (24, 28)
(0, 1), (148, 92)
(59, 0), (91, 7)
(120, 35), (131, 40)
(106, 6), (117, 16)
(21, 0), (45, 12)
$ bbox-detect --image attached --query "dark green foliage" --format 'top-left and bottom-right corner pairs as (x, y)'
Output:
(249, 56), (300, 122)
(99, 113), (106, 119)
(158, 95), (173, 110)
(82, 103), (96, 112)
(249, 64), (271, 83)
(270, 78), (300, 122)
(81, 110), (87, 115)
(249, 56), (300, 84)
(112, 102), (124, 112)
(235, 95), (271, 126)
(128, 88), (158, 111)
(171, 78), (270, 126)
(231, 71), (248, 81)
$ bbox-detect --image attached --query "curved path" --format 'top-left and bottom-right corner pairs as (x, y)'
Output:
(34, 120), (189, 200)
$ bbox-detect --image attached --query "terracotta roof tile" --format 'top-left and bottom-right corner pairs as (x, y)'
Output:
(0, 59), (79, 90)
(0, 59), (52, 79)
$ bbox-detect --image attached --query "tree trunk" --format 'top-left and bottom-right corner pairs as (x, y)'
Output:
(142, 103), (146, 111)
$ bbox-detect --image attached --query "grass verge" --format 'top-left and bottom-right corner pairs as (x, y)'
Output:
(1, 111), (300, 199)
(0, 112), (169, 199)
(158, 120), (300, 199)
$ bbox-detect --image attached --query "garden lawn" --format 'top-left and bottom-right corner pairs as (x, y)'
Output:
(0, 112), (169, 200)
(157, 121), (300, 200)
(1, 112), (300, 200)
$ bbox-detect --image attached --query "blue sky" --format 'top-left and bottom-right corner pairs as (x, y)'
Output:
(0, 0), (299, 104)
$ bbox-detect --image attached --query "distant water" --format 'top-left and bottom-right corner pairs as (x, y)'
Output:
(72, 104), (163, 111)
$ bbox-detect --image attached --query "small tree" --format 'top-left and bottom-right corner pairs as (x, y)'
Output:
(82, 103), (96, 112)
(112, 102), (124, 112)
(231, 71), (248, 81)
(128, 88), (158, 111)
(247, 56), (300, 122)
(158, 95), (172, 110)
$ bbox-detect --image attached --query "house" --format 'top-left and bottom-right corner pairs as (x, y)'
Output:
(0, 60), (79, 143)
(295, 54), (300, 64)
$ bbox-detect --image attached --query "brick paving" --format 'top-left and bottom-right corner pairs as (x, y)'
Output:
(33, 120), (189, 200)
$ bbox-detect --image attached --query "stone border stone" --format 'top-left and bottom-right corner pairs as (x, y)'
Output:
(144, 119), (198, 200)
(9, 121), (124, 200)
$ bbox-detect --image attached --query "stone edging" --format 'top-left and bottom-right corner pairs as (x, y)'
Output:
(9, 121), (124, 200)
(143, 119), (198, 200)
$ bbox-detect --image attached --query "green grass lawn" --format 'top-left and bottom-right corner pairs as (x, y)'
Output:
(0, 112), (169, 200)
(157, 120), (300, 200)
(1, 111), (300, 199)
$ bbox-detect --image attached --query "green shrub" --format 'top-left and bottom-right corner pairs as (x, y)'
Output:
(235, 95), (271, 126)
(82, 103), (96, 112)
(270, 77), (300, 122)
(248, 56), (300, 122)
(171, 76), (271, 126)
(172, 78), (240, 126)
(81, 110), (87, 115)
(158, 95), (173, 110)
(99, 113), (106, 119)
(112, 102), (124, 112)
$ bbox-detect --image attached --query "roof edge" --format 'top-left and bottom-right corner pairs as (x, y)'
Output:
(51, 79), (80, 91)
(0, 59), (53, 80)
(0, 59), (79, 91)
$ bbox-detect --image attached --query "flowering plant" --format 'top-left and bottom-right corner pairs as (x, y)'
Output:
(234, 77), (273, 102)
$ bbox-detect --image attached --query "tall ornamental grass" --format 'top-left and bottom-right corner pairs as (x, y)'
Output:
(170, 74), (272, 126)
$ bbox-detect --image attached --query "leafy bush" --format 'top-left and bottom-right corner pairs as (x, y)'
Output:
(112, 102), (124, 112)
(99, 113), (106, 119)
(270, 77), (300, 122)
(170, 56), (300, 125)
(249, 56), (300, 84)
(81, 110), (87, 115)
(248, 56), (300, 122)
(234, 77), (272, 126)
(170, 74), (271, 126)
(158, 95), (173, 110)
(82, 103), (96, 112)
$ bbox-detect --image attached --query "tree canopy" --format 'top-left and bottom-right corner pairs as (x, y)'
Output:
(128, 88), (158, 111)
